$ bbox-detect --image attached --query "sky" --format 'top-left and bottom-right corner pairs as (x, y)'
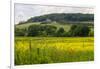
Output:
(15, 3), (94, 24)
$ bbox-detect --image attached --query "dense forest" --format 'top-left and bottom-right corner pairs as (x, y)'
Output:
(18, 13), (94, 24)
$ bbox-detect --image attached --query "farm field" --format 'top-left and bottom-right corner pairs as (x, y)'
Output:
(15, 37), (94, 65)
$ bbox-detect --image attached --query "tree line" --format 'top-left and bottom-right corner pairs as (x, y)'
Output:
(15, 24), (94, 37)
(27, 13), (94, 22)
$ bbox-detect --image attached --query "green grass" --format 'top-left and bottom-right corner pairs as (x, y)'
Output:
(16, 22), (71, 32)
(15, 22), (41, 29)
(15, 37), (94, 65)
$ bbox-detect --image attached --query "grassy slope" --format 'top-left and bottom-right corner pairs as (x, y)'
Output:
(15, 22), (71, 32)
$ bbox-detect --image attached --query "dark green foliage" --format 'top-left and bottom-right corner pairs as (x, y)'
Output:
(15, 24), (92, 37)
(56, 27), (66, 37)
(26, 13), (94, 23)
(69, 25), (90, 37)
(70, 25), (77, 30)
(27, 25), (41, 36)
(15, 28), (26, 36)
(44, 25), (57, 36)
(27, 25), (57, 36)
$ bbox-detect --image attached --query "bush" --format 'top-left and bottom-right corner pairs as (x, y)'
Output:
(56, 27), (66, 37)
(89, 30), (94, 36)
(69, 25), (90, 37)
(15, 28), (26, 36)
(28, 25), (41, 36)
(27, 25), (57, 37)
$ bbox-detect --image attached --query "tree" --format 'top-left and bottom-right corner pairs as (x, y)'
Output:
(69, 25), (90, 37)
(56, 27), (65, 37)
(27, 25), (57, 37)
(15, 28), (26, 36)
(26, 13), (94, 23)
(44, 25), (57, 36)
(28, 25), (40, 36)
(70, 25), (77, 30)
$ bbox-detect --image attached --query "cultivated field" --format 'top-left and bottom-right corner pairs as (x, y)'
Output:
(15, 37), (94, 65)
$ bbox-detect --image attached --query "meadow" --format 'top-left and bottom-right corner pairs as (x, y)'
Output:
(15, 37), (94, 65)
(15, 22), (71, 32)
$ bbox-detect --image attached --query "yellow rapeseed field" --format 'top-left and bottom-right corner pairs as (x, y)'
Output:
(15, 37), (94, 65)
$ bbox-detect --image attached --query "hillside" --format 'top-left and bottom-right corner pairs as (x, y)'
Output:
(15, 13), (94, 37)
(18, 13), (94, 25)
(15, 22), (71, 32)
(15, 21), (94, 35)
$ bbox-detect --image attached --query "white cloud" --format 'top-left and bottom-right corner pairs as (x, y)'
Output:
(15, 3), (94, 24)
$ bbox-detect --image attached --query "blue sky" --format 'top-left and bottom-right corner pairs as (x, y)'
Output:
(15, 3), (94, 24)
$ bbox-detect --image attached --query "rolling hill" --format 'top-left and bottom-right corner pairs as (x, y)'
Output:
(18, 13), (94, 25)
